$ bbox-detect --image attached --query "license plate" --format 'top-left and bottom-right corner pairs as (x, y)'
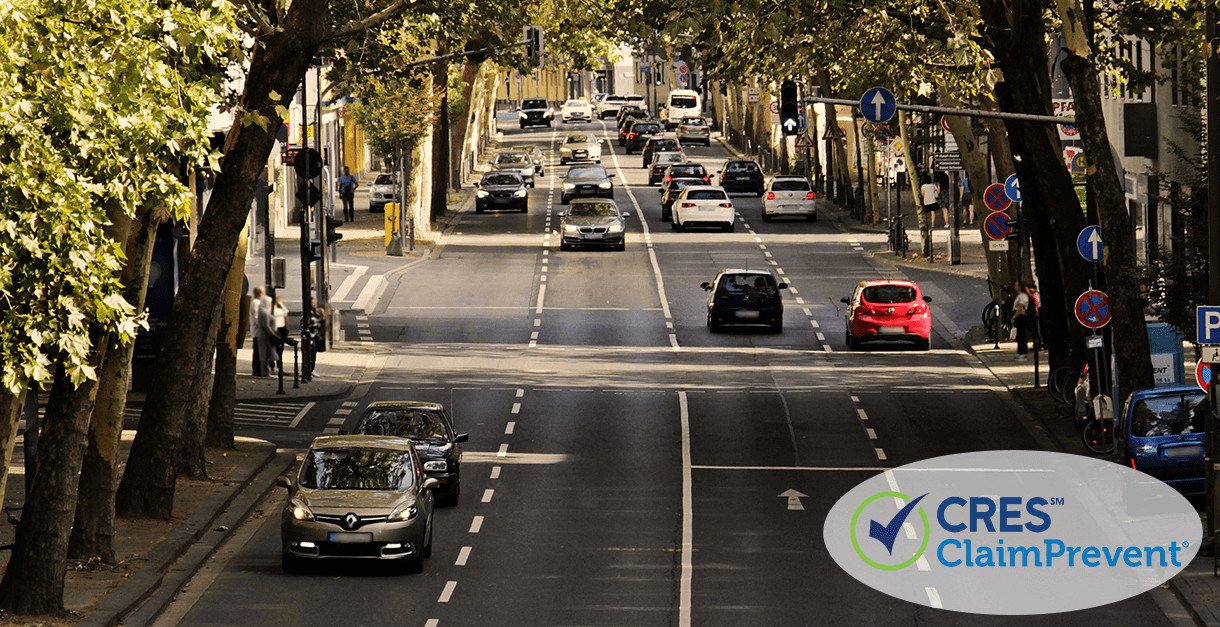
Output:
(581, 233), (599, 239)
(879, 326), (905, 334)
(1163, 446), (1202, 459)
(736, 310), (760, 319)
(328, 532), (373, 543)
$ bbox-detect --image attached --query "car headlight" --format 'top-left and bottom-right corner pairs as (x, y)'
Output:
(424, 460), (448, 472)
(563, 183), (576, 191)
(390, 503), (419, 521)
(563, 224), (580, 233)
(608, 223), (625, 233)
(597, 182), (612, 189)
(476, 190), (489, 198)
(289, 499), (314, 521)
(560, 147), (572, 154)
(518, 111), (527, 119)
(513, 189), (527, 198)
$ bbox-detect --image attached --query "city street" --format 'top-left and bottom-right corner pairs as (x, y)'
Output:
(155, 121), (1184, 625)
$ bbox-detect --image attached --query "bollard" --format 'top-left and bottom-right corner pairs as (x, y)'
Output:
(292, 342), (300, 389)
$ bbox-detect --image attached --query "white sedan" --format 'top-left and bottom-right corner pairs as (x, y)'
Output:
(560, 100), (593, 123)
(671, 186), (735, 232)
(762, 175), (817, 221)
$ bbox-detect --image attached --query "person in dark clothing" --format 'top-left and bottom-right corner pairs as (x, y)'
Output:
(338, 167), (357, 222)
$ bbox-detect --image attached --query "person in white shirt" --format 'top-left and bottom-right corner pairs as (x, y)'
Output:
(250, 286), (273, 376)
(269, 295), (289, 367)
(1012, 281), (1032, 361)
(920, 175), (940, 227)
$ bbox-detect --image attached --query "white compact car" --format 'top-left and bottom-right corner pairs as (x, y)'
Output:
(560, 100), (593, 123)
(558, 134), (603, 164)
(671, 185), (735, 232)
(762, 176), (817, 222)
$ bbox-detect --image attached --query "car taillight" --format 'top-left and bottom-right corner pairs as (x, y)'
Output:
(703, 176), (710, 182)
(1129, 456), (1138, 470)
(628, 133), (636, 139)
(664, 175), (672, 183)
(806, 192), (816, 200)
(681, 202), (695, 207)
(766, 192), (776, 200)
(718, 202), (732, 208)
(907, 305), (928, 315)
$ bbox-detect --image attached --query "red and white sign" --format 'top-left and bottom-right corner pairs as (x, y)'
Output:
(795, 133), (814, 148)
(769, 100), (779, 115)
(1053, 99), (1078, 141)
(1197, 360), (1212, 393)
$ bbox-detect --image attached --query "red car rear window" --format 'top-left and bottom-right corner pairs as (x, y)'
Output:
(862, 286), (916, 303)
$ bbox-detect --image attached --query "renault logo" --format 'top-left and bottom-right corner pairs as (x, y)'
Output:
(344, 513), (359, 530)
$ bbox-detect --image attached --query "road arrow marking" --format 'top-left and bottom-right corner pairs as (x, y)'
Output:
(1088, 229), (1102, 260)
(779, 488), (808, 511)
(871, 91), (886, 121)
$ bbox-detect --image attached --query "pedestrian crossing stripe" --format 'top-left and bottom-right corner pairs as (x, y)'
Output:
(36, 401), (313, 429)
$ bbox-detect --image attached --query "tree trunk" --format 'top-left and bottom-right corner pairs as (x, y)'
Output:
(979, 0), (1093, 370)
(450, 61), (479, 186)
(983, 117), (1029, 285)
(899, 111), (930, 257)
(206, 223), (250, 450)
(115, 0), (330, 519)
(0, 386), (27, 509)
(431, 65), (450, 221)
(0, 352), (104, 614)
(68, 207), (160, 564)
(1057, 0), (1154, 399)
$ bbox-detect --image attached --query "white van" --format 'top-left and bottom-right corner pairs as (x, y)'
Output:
(666, 89), (702, 128)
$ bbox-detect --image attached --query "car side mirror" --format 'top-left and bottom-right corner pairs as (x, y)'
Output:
(840, 297), (850, 304)
(777, 283), (789, 290)
(275, 475), (292, 489)
(559, 174), (567, 179)
(422, 477), (440, 491)
(700, 282), (712, 291)
(658, 188), (664, 193)
(455, 433), (469, 443)
(621, 212), (632, 218)
(473, 182), (480, 187)
(923, 296), (932, 303)
(608, 173), (616, 178)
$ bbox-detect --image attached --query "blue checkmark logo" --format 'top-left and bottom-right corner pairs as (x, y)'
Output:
(850, 491), (931, 571)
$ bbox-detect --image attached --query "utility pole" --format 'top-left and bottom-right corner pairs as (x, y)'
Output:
(1205, 2), (1220, 548)
(313, 65), (330, 350)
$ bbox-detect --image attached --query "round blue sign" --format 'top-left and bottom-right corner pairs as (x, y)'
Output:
(1077, 225), (1104, 263)
(859, 87), (897, 124)
(1004, 174), (1022, 203)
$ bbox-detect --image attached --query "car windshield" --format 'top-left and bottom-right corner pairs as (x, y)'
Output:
(720, 274), (776, 293)
(606, 96), (625, 103)
(373, 174), (393, 185)
(355, 408), (449, 441)
(566, 136), (592, 144)
(633, 124), (660, 133)
(682, 117), (707, 125)
(521, 99), (548, 109)
(726, 161), (760, 172)
(496, 155), (529, 165)
(568, 202), (618, 217)
(687, 189), (727, 200)
(483, 174), (522, 186)
(299, 447), (414, 491)
(626, 96), (645, 103)
(668, 179), (702, 191)
(670, 165), (706, 176)
(862, 285), (917, 303)
(654, 139), (679, 149)
(772, 179), (811, 191)
(565, 100), (585, 107)
(567, 167), (606, 179)
(671, 96), (698, 108)
(1131, 394), (1207, 437)
(655, 153), (685, 165)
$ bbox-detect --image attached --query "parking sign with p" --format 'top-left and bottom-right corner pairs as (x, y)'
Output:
(1197, 306), (1220, 345)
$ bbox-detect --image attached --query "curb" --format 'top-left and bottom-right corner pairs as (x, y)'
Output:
(1168, 570), (1220, 627)
(83, 439), (285, 627)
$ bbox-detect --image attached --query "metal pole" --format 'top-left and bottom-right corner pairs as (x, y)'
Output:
(950, 170), (961, 265)
(314, 66), (329, 350)
(801, 96), (1075, 125)
(1206, 3), (1220, 546)
(298, 83), (313, 352)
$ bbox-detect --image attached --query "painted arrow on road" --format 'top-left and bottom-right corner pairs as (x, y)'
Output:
(779, 489), (808, 511)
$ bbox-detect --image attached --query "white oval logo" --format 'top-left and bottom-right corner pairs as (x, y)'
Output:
(822, 451), (1201, 615)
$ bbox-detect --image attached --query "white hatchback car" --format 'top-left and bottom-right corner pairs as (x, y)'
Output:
(762, 176), (817, 222)
(671, 186), (735, 232)
(560, 100), (593, 123)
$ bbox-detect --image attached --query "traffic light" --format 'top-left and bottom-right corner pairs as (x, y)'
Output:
(307, 239), (323, 262)
(780, 79), (799, 136)
(524, 26), (543, 64)
(326, 216), (344, 244)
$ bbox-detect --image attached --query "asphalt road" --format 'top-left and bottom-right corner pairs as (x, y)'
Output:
(156, 118), (1185, 626)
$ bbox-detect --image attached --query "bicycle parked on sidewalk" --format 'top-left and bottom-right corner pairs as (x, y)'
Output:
(887, 213), (909, 257)
(981, 279), (1013, 344)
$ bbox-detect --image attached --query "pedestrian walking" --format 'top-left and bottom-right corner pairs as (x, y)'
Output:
(270, 294), (289, 370)
(1012, 281), (1032, 361)
(919, 174), (940, 227)
(959, 174), (974, 225)
(338, 166), (357, 222)
(249, 286), (273, 376)
(935, 170), (951, 229)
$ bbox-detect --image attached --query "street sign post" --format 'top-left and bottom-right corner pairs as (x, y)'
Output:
(983, 183), (1012, 212)
(1077, 225), (1104, 263)
(1074, 289), (1112, 329)
(1004, 173), (1022, 203)
(859, 87), (897, 124)
(984, 212), (1013, 240)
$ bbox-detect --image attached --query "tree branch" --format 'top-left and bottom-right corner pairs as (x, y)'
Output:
(326, 0), (413, 43)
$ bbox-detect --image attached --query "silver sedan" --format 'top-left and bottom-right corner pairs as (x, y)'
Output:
(559, 134), (604, 164)
(279, 435), (437, 573)
(559, 198), (630, 251)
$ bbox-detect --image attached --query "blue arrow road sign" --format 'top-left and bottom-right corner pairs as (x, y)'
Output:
(1197, 306), (1220, 344)
(1077, 225), (1103, 263)
(859, 87), (897, 124)
(1004, 173), (1022, 203)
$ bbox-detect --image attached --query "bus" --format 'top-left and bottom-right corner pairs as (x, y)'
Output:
(666, 89), (702, 128)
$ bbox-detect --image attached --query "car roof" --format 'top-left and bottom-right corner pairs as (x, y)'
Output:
(485, 170), (523, 177)
(682, 185), (724, 192)
(857, 279), (919, 289)
(309, 435), (415, 451)
(770, 175), (808, 181)
(719, 268), (774, 276)
(365, 400), (445, 411)
(569, 197), (618, 206)
(1130, 385), (1206, 400)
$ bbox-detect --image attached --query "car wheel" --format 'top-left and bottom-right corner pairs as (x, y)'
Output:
(661, 211), (671, 222)
(705, 140), (711, 147)
(755, 188), (765, 198)
(771, 321), (783, 334)
(625, 148), (633, 154)
(762, 212), (773, 222)
(561, 158), (567, 165)
(615, 242), (626, 251)
(475, 205), (485, 214)
(708, 314), (720, 333)
(671, 219), (679, 231)
(561, 197), (570, 205)
(282, 553), (306, 574)
(530, 181), (536, 188)
(845, 332), (853, 349)
(917, 337), (932, 351)
(560, 242), (571, 251)
(421, 517), (434, 558)
(520, 205), (528, 213)
(403, 554), (424, 575)
(519, 123), (526, 129)
(809, 213), (818, 222)
(723, 222), (735, 233)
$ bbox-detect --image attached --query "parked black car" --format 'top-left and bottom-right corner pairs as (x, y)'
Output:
(346, 401), (469, 506)
(717, 159), (765, 196)
(623, 121), (663, 154)
(518, 98), (553, 128)
(560, 165), (615, 204)
(474, 171), (529, 213)
(702, 270), (788, 333)
(659, 177), (705, 222)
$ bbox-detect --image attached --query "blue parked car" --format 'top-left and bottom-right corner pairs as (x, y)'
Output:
(1115, 385), (1207, 494)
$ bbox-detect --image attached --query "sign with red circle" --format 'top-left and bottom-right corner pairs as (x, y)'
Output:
(1197, 360), (1212, 393)
(1074, 290), (1112, 329)
(983, 183), (1012, 212)
(769, 101), (779, 114)
(984, 212), (1013, 241)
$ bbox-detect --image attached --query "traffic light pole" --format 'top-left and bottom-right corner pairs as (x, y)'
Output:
(314, 66), (330, 350)
(801, 96), (1074, 126)
(297, 83), (313, 353)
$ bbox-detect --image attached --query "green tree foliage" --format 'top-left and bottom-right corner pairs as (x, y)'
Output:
(0, 0), (237, 393)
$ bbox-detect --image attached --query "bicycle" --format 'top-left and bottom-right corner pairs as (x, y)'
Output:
(1082, 415), (1115, 454)
(887, 213), (909, 257)
(981, 280), (1013, 344)
(1047, 361), (1084, 406)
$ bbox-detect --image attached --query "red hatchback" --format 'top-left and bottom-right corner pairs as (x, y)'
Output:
(842, 280), (932, 350)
